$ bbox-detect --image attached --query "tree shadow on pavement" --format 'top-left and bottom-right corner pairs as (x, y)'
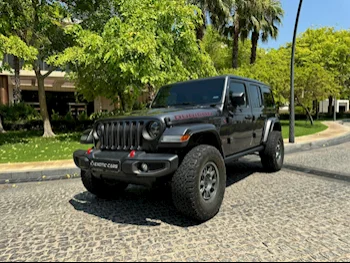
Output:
(69, 159), (263, 228)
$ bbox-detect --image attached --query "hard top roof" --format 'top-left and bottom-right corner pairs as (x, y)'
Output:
(165, 75), (270, 88)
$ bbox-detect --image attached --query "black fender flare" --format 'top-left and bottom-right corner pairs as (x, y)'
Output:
(159, 123), (223, 153)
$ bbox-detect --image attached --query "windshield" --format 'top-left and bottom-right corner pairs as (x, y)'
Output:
(151, 78), (225, 108)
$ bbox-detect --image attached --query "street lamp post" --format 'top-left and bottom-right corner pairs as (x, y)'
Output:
(334, 96), (337, 121)
(290, 0), (304, 143)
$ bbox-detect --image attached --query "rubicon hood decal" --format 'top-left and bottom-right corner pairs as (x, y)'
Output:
(174, 111), (214, 120)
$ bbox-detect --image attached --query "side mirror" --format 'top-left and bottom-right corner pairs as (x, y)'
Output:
(230, 92), (246, 107)
(80, 129), (94, 144)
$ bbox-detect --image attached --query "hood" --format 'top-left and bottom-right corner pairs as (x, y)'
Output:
(101, 107), (221, 124)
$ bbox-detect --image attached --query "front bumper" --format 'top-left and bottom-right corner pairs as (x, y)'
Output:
(73, 149), (179, 184)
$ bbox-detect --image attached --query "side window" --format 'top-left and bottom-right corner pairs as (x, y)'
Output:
(229, 81), (248, 108)
(250, 85), (262, 108)
(262, 87), (275, 109)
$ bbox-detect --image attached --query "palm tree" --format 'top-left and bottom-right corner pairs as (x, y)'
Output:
(189, 0), (233, 41)
(231, 0), (255, 69)
(248, 0), (284, 64)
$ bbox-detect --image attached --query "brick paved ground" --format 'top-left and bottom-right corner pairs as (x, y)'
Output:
(1, 143), (350, 262)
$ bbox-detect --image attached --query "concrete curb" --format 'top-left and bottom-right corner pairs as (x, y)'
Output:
(285, 132), (350, 154)
(1, 130), (350, 185)
(0, 167), (80, 185)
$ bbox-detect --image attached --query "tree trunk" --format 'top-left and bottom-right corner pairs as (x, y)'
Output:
(297, 97), (314, 126)
(118, 92), (126, 112)
(196, 11), (206, 41)
(147, 83), (155, 103)
(232, 23), (240, 69)
(196, 24), (205, 41)
(328, 96), (333, 115)
(250, 30), (259, 64)
(13, 56), (21, 104)
(37, 75), (55, 137)
(0, 115), (5, 133)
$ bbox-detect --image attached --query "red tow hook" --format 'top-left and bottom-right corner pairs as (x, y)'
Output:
(129, 150), (136, 158)
(87, 148), (93, 155)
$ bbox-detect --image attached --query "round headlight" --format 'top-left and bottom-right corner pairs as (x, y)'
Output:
(147, 121), (161, 139)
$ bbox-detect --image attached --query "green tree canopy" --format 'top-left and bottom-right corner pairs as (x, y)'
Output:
(202, 26), (252, 70)
(221, 27), (349, 123)
(50, 0), (217, 111)
(221, 47), (290, 106)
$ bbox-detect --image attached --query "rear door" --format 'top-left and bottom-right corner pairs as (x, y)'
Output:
(248, 84), (266, 147)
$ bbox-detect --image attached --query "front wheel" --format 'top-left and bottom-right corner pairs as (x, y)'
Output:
(81, 170), (129, 199)
(171, 145), (226, 222)
(260, 131), (284, 172)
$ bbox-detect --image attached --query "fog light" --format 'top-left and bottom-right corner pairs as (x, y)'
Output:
(141, 163), (148, 172)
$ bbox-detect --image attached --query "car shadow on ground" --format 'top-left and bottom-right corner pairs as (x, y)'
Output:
(69, 159), (264, 227)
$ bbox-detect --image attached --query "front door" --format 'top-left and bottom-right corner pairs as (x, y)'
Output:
(223, 80), (254, 156)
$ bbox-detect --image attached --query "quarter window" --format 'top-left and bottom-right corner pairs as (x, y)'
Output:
(262, 87), (275, 109)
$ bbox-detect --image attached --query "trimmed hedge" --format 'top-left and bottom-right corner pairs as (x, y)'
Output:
(4, 120), (95, 133)
(279, 114), (310, 121)
(279, 113), (350, 121)
(4, 112), (350, 133)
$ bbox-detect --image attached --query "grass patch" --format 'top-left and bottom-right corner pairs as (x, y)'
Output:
(0, 131), (91, 164)
(281, 120), (328, 139)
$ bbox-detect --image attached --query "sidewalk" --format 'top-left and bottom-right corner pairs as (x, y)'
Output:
(0, 160), (76, 173)
(1, 121), (350, 184)
(284, 121), (350, 153)
(0, 160), (78, 184)
(284, 121), (350, 145)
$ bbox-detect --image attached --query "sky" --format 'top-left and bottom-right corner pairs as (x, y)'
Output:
(261, 0), (350, 49)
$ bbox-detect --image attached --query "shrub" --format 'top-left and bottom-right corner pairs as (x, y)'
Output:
(89, 109), (124, 121)
(64, 112), (75, 122)
(0, 103), (41, 122)
(133, 101), (147, 111)
(78, 111), (89, 121)
(51, 110), (61, 121)
(3, 119), (94, 133)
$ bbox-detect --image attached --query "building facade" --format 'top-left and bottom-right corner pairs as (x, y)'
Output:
(319, 99), (350, 114)
(0, 55), (118, 116)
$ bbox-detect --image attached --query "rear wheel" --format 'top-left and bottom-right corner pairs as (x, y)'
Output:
(260, 131), (284, 172)
(81, 170), (128, 199)
(171, 145), (226, 222)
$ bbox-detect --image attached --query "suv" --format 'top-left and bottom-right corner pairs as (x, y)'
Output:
(74, 75), (284, 222)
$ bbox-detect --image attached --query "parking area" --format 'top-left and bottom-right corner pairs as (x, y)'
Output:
(0, 143), (350, 262)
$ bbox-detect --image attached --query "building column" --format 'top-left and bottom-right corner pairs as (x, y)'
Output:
(0, 76), (9, 105)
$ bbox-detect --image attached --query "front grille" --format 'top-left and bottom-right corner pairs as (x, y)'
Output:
(96, 120), (145, 151)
